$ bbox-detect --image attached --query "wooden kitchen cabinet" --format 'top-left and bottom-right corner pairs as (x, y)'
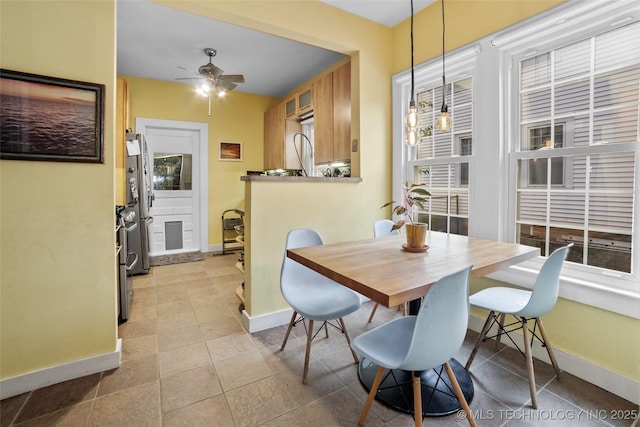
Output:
(116, 78), (130, 205)
(313, 72), (334, 164)
(284, 86), (313, 118)
(264, 102), (285, 170)
(332, 61), (351, 162)
(314, 61), (351, 164)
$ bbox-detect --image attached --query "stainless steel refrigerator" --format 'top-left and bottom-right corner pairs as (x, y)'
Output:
(125, 132), (153, 275)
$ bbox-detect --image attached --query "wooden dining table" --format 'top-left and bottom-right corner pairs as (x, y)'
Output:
(287, 231), (540, 416)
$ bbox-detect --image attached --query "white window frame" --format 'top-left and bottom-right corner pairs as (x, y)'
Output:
(392, 0), (640, 319)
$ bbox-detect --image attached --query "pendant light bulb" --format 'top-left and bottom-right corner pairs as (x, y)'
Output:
(407, 128), (418, 146)
(406, 101), (418, 129)
(435, 104), (451, 131)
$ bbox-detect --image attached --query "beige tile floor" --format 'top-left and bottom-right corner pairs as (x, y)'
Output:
(2, 253), (638, 426)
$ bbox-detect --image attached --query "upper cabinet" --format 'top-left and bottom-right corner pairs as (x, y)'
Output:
(313, 72), (334, 164)
(263, 60), (351, 170)
(285, 86), (313, 118)
(264, 101), (285, 170)
(332, 61), (351, 162)
(314, 61), (351, 164)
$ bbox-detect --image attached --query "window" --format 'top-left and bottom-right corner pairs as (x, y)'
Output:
(408, 77), (473, 236)
(513, 22), (639, 274)
(523, 124), (564, 186)
(153, 153), (193, 190)
(394, 0), (639, 314)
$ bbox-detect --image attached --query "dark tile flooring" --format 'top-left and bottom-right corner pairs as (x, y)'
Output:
(2, 254), (638, 426)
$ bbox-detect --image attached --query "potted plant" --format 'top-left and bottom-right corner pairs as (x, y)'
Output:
(381, 181), (431, 250)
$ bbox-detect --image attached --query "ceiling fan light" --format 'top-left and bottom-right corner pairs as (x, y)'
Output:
(218, 89), (227, 98)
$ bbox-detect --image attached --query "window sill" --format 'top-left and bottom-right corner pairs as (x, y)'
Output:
(486, 259), (640, 319)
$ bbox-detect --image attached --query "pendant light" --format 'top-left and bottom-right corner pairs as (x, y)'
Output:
(405, 0), (418, 146)
(435, 0), (452, 132)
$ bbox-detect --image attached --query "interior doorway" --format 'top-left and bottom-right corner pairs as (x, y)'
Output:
(136, 118), (208, 257)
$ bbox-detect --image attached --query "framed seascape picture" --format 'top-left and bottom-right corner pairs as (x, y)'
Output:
(0, 69), (105, 163)
(219, 141), (242, 161)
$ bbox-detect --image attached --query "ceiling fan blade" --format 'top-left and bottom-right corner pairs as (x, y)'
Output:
(199, 63), (223, 78)
(175, 77), (203, 81)
(220, 74), (245, 83)
(217, 79), (237, 91)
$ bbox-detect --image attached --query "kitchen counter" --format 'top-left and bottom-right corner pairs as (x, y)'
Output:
(241, 175), (362, 183)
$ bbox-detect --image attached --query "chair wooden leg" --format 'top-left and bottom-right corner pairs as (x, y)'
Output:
(367, 303), (379, 323)
(401, 302), (407, 316)
(280, 311), (297, 351)
(338, 317), (359, 363)
(358, 366), (385, 426)
(465, 311), (494, 369)
(302, 319), (314, 384)
(521, 317), (538, 409)
(536, 317), (562, 379)
(495, 313), (506, 350)
(412, 371), (423, 427)
(444, 362), (477, 427)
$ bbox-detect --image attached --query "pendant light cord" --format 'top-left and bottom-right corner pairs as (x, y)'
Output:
(441, 0), (446, 107)
(410, 0), (415, 104)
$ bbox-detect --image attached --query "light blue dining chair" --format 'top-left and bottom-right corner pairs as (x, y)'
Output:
(368, 219), (406, 322)
(351, 265), (477, 427)
(465, 244), (572, 409)
(279, 228), (362, 384)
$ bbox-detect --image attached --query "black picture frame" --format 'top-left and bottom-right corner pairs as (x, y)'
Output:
(0, 69), (104, 163)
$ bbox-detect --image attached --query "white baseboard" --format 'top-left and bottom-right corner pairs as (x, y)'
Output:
(240, 307), (294, 333)
(0, 339), (122, 400)
(468, 315), (639, 405)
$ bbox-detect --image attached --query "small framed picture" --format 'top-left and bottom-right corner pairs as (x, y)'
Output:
(219, 141), (242, 161)
(0, 69), (104, 163)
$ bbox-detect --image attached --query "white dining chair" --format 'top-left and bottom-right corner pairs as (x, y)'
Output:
(367, 220), (406, 322)
(279, 228), (362, 384)
(351, 265), (477, 427)
(465, 244), (572, 409)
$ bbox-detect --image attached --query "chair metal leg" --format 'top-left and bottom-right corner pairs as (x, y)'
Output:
(536, 317), (562, 379)
(338, 317), (359, 363)
(280, 311), (298, 351)
(302, 319), (314, 384)
(367, 303), (379, 323)
(521, 317), (538, 409)
(495, 313), (506, 350)
(465, 310), (494, 369)
(444, 362), (477, 427)
(358, 366), (385, 426)
(412, 371), (423, 427)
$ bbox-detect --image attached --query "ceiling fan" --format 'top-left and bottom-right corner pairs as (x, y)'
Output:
(177, 48), (245, 92)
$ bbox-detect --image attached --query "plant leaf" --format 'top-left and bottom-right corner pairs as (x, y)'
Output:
(391, 220), (405, 231)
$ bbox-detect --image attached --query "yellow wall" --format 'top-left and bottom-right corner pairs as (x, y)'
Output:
(0, 1), (117, 378)
(392, 0), (566, 73)
(123, 75), (277, 246)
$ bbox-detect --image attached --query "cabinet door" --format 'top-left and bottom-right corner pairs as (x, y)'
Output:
(313, 73), (334, 164)
(297, 86), (313, 114)
(333, 62), (351, 162)
(264, 102), (285, 170)
(285, 97), (296, 117)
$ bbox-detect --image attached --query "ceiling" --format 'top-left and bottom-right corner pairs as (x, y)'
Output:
(116, 0), (434, 98)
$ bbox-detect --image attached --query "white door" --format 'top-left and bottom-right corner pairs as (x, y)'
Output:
(136, 118), (208, 256)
